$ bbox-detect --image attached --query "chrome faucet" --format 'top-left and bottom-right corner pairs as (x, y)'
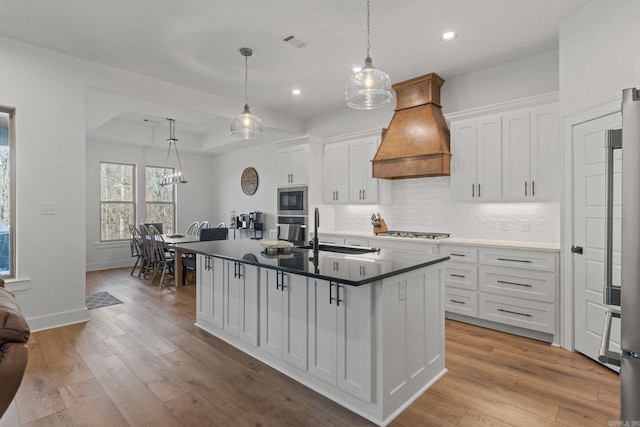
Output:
(313, 207), (319, 252)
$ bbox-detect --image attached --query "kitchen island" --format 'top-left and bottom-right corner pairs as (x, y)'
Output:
(176, 239), (449, 426)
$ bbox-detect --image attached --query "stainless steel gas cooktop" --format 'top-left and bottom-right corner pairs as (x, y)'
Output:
(375, 231), (450, 239)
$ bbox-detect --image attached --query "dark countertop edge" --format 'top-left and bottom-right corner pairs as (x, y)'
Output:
(176, 243), (450, 286)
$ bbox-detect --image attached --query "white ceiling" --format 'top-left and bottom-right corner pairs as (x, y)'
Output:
(0, 0), (588, 153)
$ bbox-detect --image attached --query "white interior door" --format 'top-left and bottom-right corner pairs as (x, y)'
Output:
(572, 112), (621, 369)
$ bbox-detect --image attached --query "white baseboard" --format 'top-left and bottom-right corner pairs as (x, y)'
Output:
(27, 307), (89, 332)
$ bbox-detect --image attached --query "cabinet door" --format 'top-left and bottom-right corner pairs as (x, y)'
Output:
(451, 119), (478, 201)
(529, 104), (560, 200)
(224, 261), (241, 337)
(336, 283), (372, 402)
(278, 149), (293, 186)
(362, 138), (379, 203)
(308, 279), (337, 385)
(238, 263), (260, 346)
(260, 269), (284, 358)
(476, 115), (502, 201)
(291, 145), (309, 185)
(324, 143), (349, 204)
(502, 110), (530, 201)
(349, 141), (366, 202)
(211, 257), (225, 329)
(196, 254), (213, 324)
(282, 272), (308, 370)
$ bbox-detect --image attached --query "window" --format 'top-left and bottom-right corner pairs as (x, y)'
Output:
(0, 108), (15, 277)
(145, 166), (175, 234)
(100, 162), (135, 241)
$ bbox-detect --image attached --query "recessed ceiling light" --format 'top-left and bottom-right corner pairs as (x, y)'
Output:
(441, 31), (457, 41)
(352, 67), (362, 73)
(292, 89), (301, 95)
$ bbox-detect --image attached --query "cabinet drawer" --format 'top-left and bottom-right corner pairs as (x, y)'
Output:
(440, 246), (478, 264)
(444, 263), (478, 291)
(445, 288), (478, 317)
(478, 248), (556, 272)
(479, 266), (555, 303)
(478, 293), (555, 334)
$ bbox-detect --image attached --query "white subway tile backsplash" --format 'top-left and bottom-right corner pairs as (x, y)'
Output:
(335, 177), (560, 243)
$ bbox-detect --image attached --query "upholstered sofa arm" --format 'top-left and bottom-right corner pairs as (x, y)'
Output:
(0, 285), (30, 419)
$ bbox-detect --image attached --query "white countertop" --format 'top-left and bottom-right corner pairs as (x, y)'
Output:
(318, 230), (561, 252)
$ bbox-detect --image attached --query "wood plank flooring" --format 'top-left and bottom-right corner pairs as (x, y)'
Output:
(1, 267), (620, 426)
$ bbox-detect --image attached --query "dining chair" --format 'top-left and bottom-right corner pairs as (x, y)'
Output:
(148, 225), (174, 288)
(182, 227), (228, 285)
(129, 224), (144, 276)
(142, 222), (163, 234)
(138, 224), (155, 279)
(196, 221), (210, 235)
(185, 221), (199, 236)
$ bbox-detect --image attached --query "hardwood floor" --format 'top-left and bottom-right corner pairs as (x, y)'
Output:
(1, 267), (620, 426)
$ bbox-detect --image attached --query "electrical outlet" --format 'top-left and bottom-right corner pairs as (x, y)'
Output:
(399, 281), (407, 301)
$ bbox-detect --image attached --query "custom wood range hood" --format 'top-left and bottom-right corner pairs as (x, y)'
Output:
(372, 72), (451, 179)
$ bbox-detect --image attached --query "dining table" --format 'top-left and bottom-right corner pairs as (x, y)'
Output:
(162, 234), (200, 287)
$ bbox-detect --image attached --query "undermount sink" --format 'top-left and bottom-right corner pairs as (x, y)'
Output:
(296, 244), (380, 254)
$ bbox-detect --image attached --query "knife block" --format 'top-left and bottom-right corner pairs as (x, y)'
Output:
(373, 219), (388, 234)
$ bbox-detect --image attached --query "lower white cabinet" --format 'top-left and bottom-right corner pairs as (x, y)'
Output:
(308, 278), (373, 403)
(224, 260), (260, 346)
(260, 269), (308, 371)
(441, 244), (559, 342)
(196, 254), (224, 329)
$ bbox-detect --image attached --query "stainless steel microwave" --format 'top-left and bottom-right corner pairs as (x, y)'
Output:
(277, 186), (307, 215)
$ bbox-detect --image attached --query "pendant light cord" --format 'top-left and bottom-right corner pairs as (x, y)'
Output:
(244, 52), (249, 106)
(366, 0), (371, 58)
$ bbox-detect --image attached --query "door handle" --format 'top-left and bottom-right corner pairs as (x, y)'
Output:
(525, 181), (528, 196)
(571, 245), (583, 254)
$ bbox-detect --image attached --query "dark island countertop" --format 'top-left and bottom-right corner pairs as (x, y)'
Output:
(174, 239), (449, 286)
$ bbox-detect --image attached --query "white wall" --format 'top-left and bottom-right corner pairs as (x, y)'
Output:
(85, 140), (215, 271)
(559, 0), (640, 116)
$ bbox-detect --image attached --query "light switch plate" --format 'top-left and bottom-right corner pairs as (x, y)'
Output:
(41, 202), (56, 215)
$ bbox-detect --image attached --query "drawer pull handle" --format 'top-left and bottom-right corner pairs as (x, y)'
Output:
(450, 274), (466, 278)
(497, 258), (532, 263)
(450, 299), (466, 305)
(497, 308), (532, 317)
(497, 280), (532, 288)
(450, 253), (466, 257)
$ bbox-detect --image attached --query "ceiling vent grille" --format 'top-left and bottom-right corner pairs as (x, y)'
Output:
(281, 33), (308, 49)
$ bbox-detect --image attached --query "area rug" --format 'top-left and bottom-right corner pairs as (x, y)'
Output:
(85, 291), (123, 309)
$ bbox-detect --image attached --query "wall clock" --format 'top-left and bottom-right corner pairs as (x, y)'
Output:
(241, 167), (258, 195)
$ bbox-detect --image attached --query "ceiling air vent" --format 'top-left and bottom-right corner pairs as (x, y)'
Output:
(281, 33), (308, 49)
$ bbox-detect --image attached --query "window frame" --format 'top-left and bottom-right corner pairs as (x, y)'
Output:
(0, 107), (15, 278)
(144, 165), (176, 235)
(99, 161), (136, 242)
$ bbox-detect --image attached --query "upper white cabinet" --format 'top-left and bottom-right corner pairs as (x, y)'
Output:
(323, 142), (350, 203)
(450, 116), (502, 201)
(449, 97), (559, 203)
(323, 130), (390, 205)
(278, 145), (309, 186)
(349, 137), (379, 203)
(502, 105), (560, 201)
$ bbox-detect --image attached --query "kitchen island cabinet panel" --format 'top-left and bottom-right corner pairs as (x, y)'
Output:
(196, 255), (225, 329)
(260, 269), (308, 370)
(224, 261), (260, 346)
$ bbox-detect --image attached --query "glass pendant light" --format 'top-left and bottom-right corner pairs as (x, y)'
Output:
(231, 47), (263, 139)
(160, 118), (187, 186)
(346, 0), (393, 110)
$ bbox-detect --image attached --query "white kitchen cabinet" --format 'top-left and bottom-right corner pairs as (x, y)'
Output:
(502, 105), (560, 201)
(441, 244), (559, 342)
(260, 269), (308, 371)
(349, 137), (379, 203)
(308, 278), (373, 402)
(450, 116), (502, 201)
(224, 260), (260, 346)
(278, 145), (309, 186)
(323, 142), (350, 203)
(196, 254), (225, 329)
